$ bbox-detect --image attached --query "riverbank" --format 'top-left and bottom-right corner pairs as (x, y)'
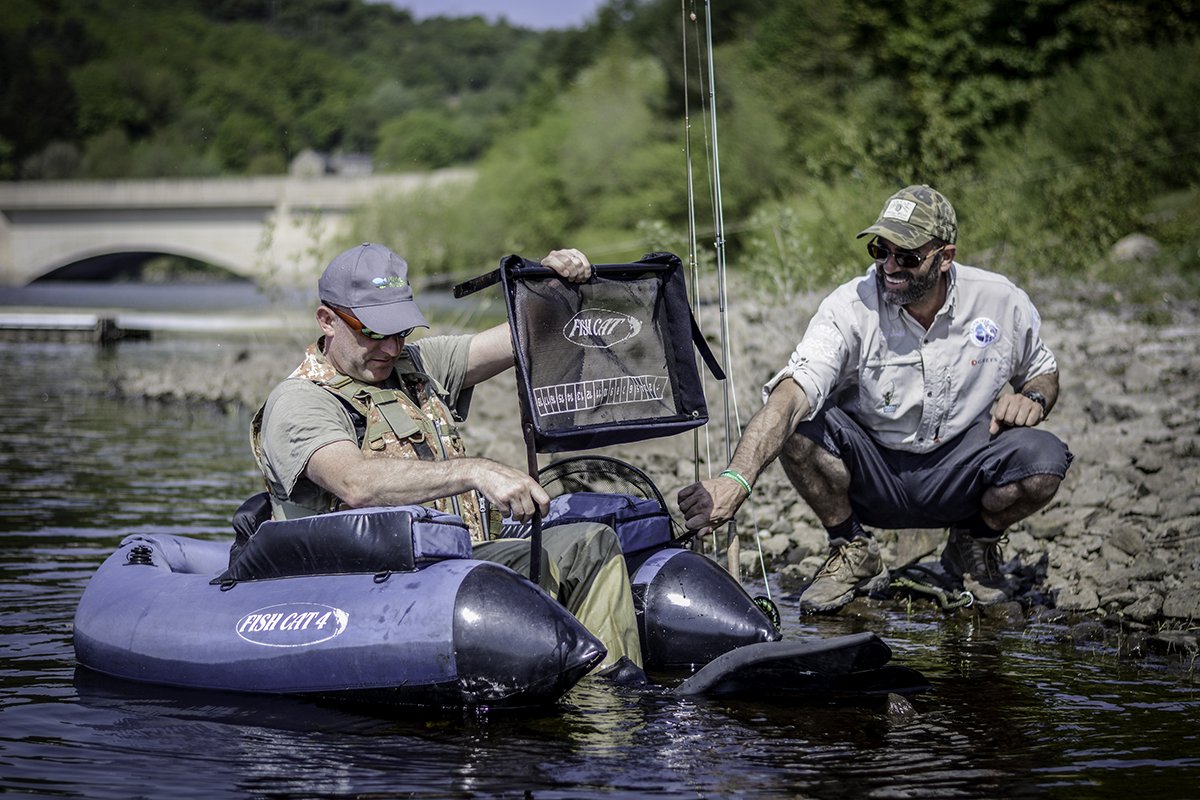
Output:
(108, 277), (1200, 656)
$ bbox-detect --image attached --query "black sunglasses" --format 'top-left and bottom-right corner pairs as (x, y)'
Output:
(867, 240), (945, 270)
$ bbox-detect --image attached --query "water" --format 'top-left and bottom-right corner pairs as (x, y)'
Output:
(1, 332), (1198, 798)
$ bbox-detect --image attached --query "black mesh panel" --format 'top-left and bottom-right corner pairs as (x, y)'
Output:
(501, 253), (715, 452)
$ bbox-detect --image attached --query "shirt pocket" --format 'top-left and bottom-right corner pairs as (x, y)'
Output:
(963, 335), (1015, 400)
(859, 353), (922, 417)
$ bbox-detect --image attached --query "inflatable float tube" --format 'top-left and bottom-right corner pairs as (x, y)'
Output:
(73, 506), (606, 709)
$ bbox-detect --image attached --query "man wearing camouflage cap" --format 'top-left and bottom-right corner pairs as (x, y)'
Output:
(678, 185), (1072, 610)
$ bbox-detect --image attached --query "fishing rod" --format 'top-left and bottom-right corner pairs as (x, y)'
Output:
(700, 0), (738, 577)
(683, 1), (772, 597)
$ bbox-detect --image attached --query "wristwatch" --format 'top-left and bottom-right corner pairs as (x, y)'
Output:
(1022, 390), (1048, 415)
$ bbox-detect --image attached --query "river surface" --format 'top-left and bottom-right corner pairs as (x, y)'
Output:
(1, 288), (1198, 798)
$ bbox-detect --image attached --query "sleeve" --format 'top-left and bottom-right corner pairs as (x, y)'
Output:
(1008, 287), (1058, 388)
(761, 291), (854, 419)
(407, 333), (476, 419)
(258, 380), (356, 496)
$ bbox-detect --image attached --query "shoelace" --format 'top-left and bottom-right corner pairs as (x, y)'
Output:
(980, 536), (1008, 578)
(817, 539), (865, 579)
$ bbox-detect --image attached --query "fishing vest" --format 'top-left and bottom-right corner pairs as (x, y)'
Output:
(251, 342), (492, 543)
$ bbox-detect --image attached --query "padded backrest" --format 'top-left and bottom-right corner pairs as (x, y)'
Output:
(215, 505), (471, 584)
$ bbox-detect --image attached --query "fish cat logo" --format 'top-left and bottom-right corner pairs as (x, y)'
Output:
(372, 276), (408, 289)
(968, 317), (1000, 347)
(563, 309), (643, 348)
(236, 603), (349, 648)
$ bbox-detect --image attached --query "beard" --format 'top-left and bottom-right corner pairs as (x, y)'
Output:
(875, 259), (943, 306)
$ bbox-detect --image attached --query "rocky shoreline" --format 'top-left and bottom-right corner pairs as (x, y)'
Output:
(114, 278), (1200, 659)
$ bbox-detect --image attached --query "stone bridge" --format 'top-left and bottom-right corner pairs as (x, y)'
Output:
(0, 169), (473, 287)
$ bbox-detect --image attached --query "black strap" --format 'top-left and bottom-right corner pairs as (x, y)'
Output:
(453, 268), (500, 298)
(689, 313), (725, 381)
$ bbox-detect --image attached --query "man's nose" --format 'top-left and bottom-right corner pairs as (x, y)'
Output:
(378, 334), (403, 355)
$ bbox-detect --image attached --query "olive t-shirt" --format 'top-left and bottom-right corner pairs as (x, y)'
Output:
(257, 334), (474, 515)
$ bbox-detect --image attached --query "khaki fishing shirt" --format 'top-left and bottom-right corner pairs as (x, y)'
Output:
(763, 262), (1058, 454)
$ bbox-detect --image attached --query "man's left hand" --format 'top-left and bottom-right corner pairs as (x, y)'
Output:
(541, 248), (594, 283)
(990, 393), (1044, 435)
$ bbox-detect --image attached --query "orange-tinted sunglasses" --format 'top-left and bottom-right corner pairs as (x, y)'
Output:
(326, 305), (413, 340)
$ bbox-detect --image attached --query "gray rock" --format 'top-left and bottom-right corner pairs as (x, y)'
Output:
(788, 524), (829, 561)
(1163, 585), (1200, 620)
(1057, 584), (1101, 612)
(883, 528), (944, 568)
(1108, 527), (1147, 556)
(759, 532), (792, 559)
(1123, 592), (1164, 623)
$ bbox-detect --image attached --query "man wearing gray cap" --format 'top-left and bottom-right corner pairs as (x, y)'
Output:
(677, 185), (1072, 611)
(250, 243), (642, 677)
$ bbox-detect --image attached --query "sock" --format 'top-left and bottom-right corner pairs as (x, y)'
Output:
(824, 516), (868, 542)
(962, 511), (1005, 540)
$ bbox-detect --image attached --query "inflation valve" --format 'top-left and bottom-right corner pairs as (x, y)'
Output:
(125, 544), (155, 566)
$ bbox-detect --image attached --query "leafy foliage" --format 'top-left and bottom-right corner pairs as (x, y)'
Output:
(1, 0), (554, 178)
(4, 0), (1199, 291)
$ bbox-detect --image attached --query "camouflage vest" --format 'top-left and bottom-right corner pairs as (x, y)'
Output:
(251, 342), (491, 542)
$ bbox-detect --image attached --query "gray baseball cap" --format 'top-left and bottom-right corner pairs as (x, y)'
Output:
(857, 185), (957, 249)
(318, 243), (428, 336)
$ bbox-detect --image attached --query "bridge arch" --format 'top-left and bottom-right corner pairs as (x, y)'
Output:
(0, 170), (473, 287)
(36, 243), (249, 282)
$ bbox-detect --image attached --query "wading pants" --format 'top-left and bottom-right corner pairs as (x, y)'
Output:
(473, 522), (642, 672)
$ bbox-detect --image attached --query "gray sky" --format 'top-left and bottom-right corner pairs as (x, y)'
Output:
(385, 1), (608, 29)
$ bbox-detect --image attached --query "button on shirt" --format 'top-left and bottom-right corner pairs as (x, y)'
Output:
(763, 263), (1057, 454)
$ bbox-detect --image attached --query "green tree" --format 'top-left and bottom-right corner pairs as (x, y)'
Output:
(375, 110), (474, 170)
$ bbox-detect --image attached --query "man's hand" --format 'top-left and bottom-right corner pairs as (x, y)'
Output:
(541, 248), (594, 283)
(989, 392), (1044, 435)
(677, 475), (749, 534)
(472, 460), (551, 523)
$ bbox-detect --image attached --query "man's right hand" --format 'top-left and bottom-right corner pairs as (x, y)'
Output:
(473, 461), (551, 523)
(677, 476), (748, 534)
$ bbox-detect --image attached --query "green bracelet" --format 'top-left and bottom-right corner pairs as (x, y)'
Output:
(719, 469), (753, 497)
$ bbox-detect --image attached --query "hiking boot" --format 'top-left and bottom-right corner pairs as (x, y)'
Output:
(799, 536), (890, 614)
(940, 528), (1010, 605)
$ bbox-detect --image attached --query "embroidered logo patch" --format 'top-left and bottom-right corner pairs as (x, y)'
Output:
(878, 382), (898, 415)
(883, 199), (917, 222)
(968, 317), (1000, 347)
(372, 276), (409, 289)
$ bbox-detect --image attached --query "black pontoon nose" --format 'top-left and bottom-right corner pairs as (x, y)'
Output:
(636, 550), (780, 672)
(453, 564), (606, 706)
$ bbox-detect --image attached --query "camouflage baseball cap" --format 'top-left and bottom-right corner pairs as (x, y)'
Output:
(856, 185), (957, 249)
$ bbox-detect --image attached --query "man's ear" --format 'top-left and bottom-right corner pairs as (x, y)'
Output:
(315, 305), (338, 337)
(940, 244), (957, 271)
